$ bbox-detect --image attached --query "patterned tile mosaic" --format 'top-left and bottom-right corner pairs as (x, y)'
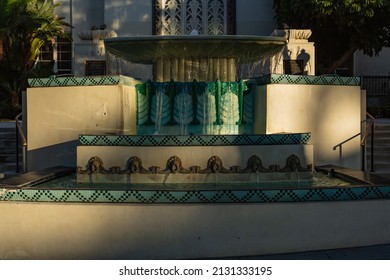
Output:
(79, 133), (311, 146)
(28, 75), (136, 87)
(256, 74), (361, 86)
(27, 74), (360, 88)
(0, 186), (389, 204)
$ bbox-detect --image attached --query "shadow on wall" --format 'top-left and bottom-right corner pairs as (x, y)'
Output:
(283, 48), (311, 75)
(27, 140), (78, 172)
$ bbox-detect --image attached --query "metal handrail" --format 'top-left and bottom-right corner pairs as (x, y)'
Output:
(15, 113), (27, 173)
(360, 112), (375, 146)
(361, 113), (375, 172)
(332, 112), (375, 172)
(332, 132), (361, 151)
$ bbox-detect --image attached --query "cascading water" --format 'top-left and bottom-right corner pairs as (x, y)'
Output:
(198, 87), (216, 135)
(151, 83), (170, 134)
(174, 84), (193, 135)
(220, 84), (240, 134)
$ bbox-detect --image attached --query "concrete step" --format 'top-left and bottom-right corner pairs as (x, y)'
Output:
(0, 143), (20, 150)
(366, 147), (390, 153)
(0, 154), (23, 162)
(0, 132), (16, 138)
(0, 166), (74, 188)
(0, 147), (21, 154)
(366, 164), (390, 173)
(371, 137), (390, 142)
(366, 139), (390, 143)
(365, 121), (390, 172)
(371, 130), (390, 135)
(367, 155), (390, 162)
(0, 122), (22, 175)
(368, 142), (390, 147)
(0, 162), (21, 173)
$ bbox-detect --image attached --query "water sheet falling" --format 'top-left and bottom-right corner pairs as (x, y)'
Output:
(220, 84), (240, 134)
(136, 80), (248, 135)
(174, 83), (193, 135)
(197, 86), (217, 135)
(151, 83), (170, 134)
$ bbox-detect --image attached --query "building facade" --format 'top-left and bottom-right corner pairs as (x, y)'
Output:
(51, 0), (390, 78)
(52, 0), (278, 77)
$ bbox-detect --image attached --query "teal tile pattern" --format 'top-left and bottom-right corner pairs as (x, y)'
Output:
(0, 186), (389, 204)
(79, 133), (311, 146)
(28, 75), (136, 87)
(256, 74), (361, 86)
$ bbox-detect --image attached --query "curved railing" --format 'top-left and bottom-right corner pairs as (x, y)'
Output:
(15, 113), (27, 173)
(361, 112), (375, 172)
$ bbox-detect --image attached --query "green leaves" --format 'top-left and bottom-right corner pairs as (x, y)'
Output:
(0, 0), (71, 115)
(273, 0), (390, 73)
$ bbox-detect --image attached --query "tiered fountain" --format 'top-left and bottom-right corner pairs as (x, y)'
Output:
(76, 33), (314, 185)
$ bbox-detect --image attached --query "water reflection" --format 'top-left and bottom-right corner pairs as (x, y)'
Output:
(36, 172), (354, 191)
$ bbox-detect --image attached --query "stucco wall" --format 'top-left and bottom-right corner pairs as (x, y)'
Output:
(236, 0), (277, 36)
(1, 200), (390, 259)
(25, 84), (137, 171)
(254, 84), (363, 169)
(354, 49), (390, 76)
(56, 0), (276, 37)
(104, 0), (152, 36)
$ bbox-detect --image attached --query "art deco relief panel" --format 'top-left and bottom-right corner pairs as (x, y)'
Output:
(153, 0), (236, 35)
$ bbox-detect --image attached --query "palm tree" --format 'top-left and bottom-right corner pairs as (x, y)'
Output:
(0, 0), (71, 116)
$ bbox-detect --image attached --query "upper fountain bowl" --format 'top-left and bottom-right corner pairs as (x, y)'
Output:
(104, 35), (286, 64)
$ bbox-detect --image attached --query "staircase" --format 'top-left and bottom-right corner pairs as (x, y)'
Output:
(0, 122), (22, 177)
(366, 119), (390, 172)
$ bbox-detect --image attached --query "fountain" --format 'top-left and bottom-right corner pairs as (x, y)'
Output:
(3, 1), (377, 259)
(76, 32), (314, 185)
(104, 34), (286, 82)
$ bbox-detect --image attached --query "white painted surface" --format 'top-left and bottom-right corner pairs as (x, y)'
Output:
(26, 84), (137, 171)
(354, 49), (390, 76)
(1, 200), (390, 259)
(254, 84), (363, 169)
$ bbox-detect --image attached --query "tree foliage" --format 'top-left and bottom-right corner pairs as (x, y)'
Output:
(0, 0), (70, 117)
(273, 0), (390, 74)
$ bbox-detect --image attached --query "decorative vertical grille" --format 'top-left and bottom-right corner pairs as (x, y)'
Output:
(153, 0), (236, 35)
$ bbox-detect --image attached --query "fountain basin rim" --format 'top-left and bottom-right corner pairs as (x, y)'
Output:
(105, 35), (287, 44)
(104, 35), (286, 64)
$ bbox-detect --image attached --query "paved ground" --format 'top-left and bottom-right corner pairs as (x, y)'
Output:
(232, 243), (390, 260)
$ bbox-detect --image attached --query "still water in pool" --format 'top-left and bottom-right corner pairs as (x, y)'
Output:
(36, 171), (354, 190)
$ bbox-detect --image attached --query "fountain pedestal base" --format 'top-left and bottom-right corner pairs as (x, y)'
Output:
(77, 134), (313, 185)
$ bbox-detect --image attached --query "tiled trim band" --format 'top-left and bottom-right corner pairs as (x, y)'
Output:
(28, 75), (137, 87)
(27, 74), (361, 88)
(256, 74), (360, 86)
(1, 186), (389, 204)
(79, 133), (311, 146)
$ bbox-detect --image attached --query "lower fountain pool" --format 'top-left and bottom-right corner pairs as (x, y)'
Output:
(3, 166), (383, 205)
(30, 171), (356, 190)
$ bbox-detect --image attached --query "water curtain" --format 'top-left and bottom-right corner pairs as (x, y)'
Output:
(136, 80), (248, 134)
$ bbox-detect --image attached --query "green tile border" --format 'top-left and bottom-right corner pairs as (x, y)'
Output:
(28, 74), (361, 88)
(1, 185), (389, 204)
(256, 74), (360, 86)
(28, 75), (137, 87)
(79, 133), (311, 146)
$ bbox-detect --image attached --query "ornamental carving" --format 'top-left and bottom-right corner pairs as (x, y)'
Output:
(77, 154), (310, 175)
(153, 0), (236, 35)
